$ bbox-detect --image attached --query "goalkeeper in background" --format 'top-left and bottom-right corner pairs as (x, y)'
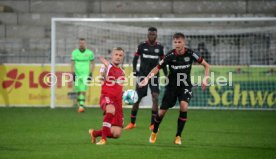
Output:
(71, 38), (95, 113)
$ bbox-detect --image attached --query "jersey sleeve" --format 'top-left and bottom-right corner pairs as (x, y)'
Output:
(134, 44), (142, 56)
(157, 52), (172, 69)
(90, 50), (95, 61)
(71, 50), (76, 61)
(191, 51), (203, 64)
(100, 65), (106, 73)
(159, 45), (165, 59)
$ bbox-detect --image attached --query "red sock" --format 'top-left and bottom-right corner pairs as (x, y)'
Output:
(102, 113), (114, 140)
(107, 131), (114, 138)
(93, 130), (102, 137)
(94, 128), (114, 139)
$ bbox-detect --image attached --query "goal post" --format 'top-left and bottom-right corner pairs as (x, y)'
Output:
(51, 17), (276, 110)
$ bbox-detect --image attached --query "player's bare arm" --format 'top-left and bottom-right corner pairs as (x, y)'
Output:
(138, 66), (160, 87)
(99, 65), (107, 82)
(71, 61), (75, 73)
(98, 56), (110, 67)
(90, 60), (95, 74)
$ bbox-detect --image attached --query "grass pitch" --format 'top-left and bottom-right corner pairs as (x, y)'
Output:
(0, 107), (275, 159)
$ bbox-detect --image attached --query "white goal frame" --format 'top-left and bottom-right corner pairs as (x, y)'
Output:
(51, 17), (276, 109)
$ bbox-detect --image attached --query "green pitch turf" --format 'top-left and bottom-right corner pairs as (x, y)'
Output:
(0, 108), (275, 159)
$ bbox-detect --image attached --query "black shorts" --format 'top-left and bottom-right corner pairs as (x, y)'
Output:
(136, 76), (159, 98)
(160, 85), (192, 109)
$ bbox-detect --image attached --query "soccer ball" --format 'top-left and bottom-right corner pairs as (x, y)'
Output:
(123, 90), (138, 105)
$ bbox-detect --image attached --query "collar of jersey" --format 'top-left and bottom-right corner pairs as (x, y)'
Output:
(79, 48), (86, 53)
(173, 48), (186, 56)
(146, 40), (157, 46)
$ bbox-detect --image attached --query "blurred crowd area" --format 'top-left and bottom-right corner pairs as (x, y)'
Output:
(0, 0), (275, 65)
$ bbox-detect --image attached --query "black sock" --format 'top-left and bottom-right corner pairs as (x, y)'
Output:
(77, 94), (85, 107)
(176, 111), (187, 137)
(151, 110), (158, 125)
(130, 110), (137, 124)
(153, 114), (163, 133)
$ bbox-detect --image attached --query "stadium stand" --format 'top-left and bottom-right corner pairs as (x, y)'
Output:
(0, 4), (13, 12)
(0, 0), (275, 64)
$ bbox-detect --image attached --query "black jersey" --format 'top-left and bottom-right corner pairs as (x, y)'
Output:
(133, 41), (164, 76)
(158, 48), (203, 87)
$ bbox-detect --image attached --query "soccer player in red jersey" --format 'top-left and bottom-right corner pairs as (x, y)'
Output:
(89, 47), (125, 145)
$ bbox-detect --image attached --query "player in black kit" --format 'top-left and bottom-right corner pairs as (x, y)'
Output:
(139, 32), (210, 145)
(124, 27), (167, 130)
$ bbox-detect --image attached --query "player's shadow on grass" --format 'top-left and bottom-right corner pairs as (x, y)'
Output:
(189, 143), (276, 151)
(111, 142), (186, 149)
(0, 146), (32, 152)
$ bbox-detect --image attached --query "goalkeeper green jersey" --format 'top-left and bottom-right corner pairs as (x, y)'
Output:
(71, 49), (94, 76)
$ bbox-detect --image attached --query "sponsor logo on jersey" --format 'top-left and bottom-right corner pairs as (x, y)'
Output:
(142, 54), (159, 59)
(171, 64), (191, 69)
(184, 57), (190, 62)
(192, 53), (199, 60)
(154, 49), (160, 53)
(143, 48), (148, 51)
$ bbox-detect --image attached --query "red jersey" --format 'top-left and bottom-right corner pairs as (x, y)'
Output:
(101, 63), (125, 98)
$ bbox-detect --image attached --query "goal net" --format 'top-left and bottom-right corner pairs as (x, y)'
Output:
(51, 17), (276, 110)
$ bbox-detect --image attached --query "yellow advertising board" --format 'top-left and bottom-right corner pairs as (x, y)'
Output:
(0, 64), (134, 107)
(1, 64), (275, 109)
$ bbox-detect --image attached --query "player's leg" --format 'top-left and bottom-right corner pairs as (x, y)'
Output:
(149, 86), (177, 143)
(152, 109), (167, 133)
(174, 88), (192, 145)
(174, 101), (188, 145)
(88, 128), (102, 143)
(150, 92), (158, 130)
(110, 98), (123, 138)
(153, 86), (177, 133)
(75, 77), (87, 112)
(125, 97), (142, 127)
(124, 82), (148, 130)
(97, 103), (115, 145)
(149, 76), (159, 130)
(149, 108), (167, 143)
(89, 95), (113, 144)
(89, 119), (122, 144)
(77, 91), (86, 112)
(110, 126), (122, 138)
(74, 78), (81, 108)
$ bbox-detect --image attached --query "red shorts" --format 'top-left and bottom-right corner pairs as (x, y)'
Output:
(99, 94), (124, 127)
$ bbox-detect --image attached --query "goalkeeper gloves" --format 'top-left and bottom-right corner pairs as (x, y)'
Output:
(72, 73), (92, 82)
(87, 72), (93, 82)
(72, 72), (76, 82)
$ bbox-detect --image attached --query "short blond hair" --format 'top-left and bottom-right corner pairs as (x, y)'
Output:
(113, 47), (124, 52)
